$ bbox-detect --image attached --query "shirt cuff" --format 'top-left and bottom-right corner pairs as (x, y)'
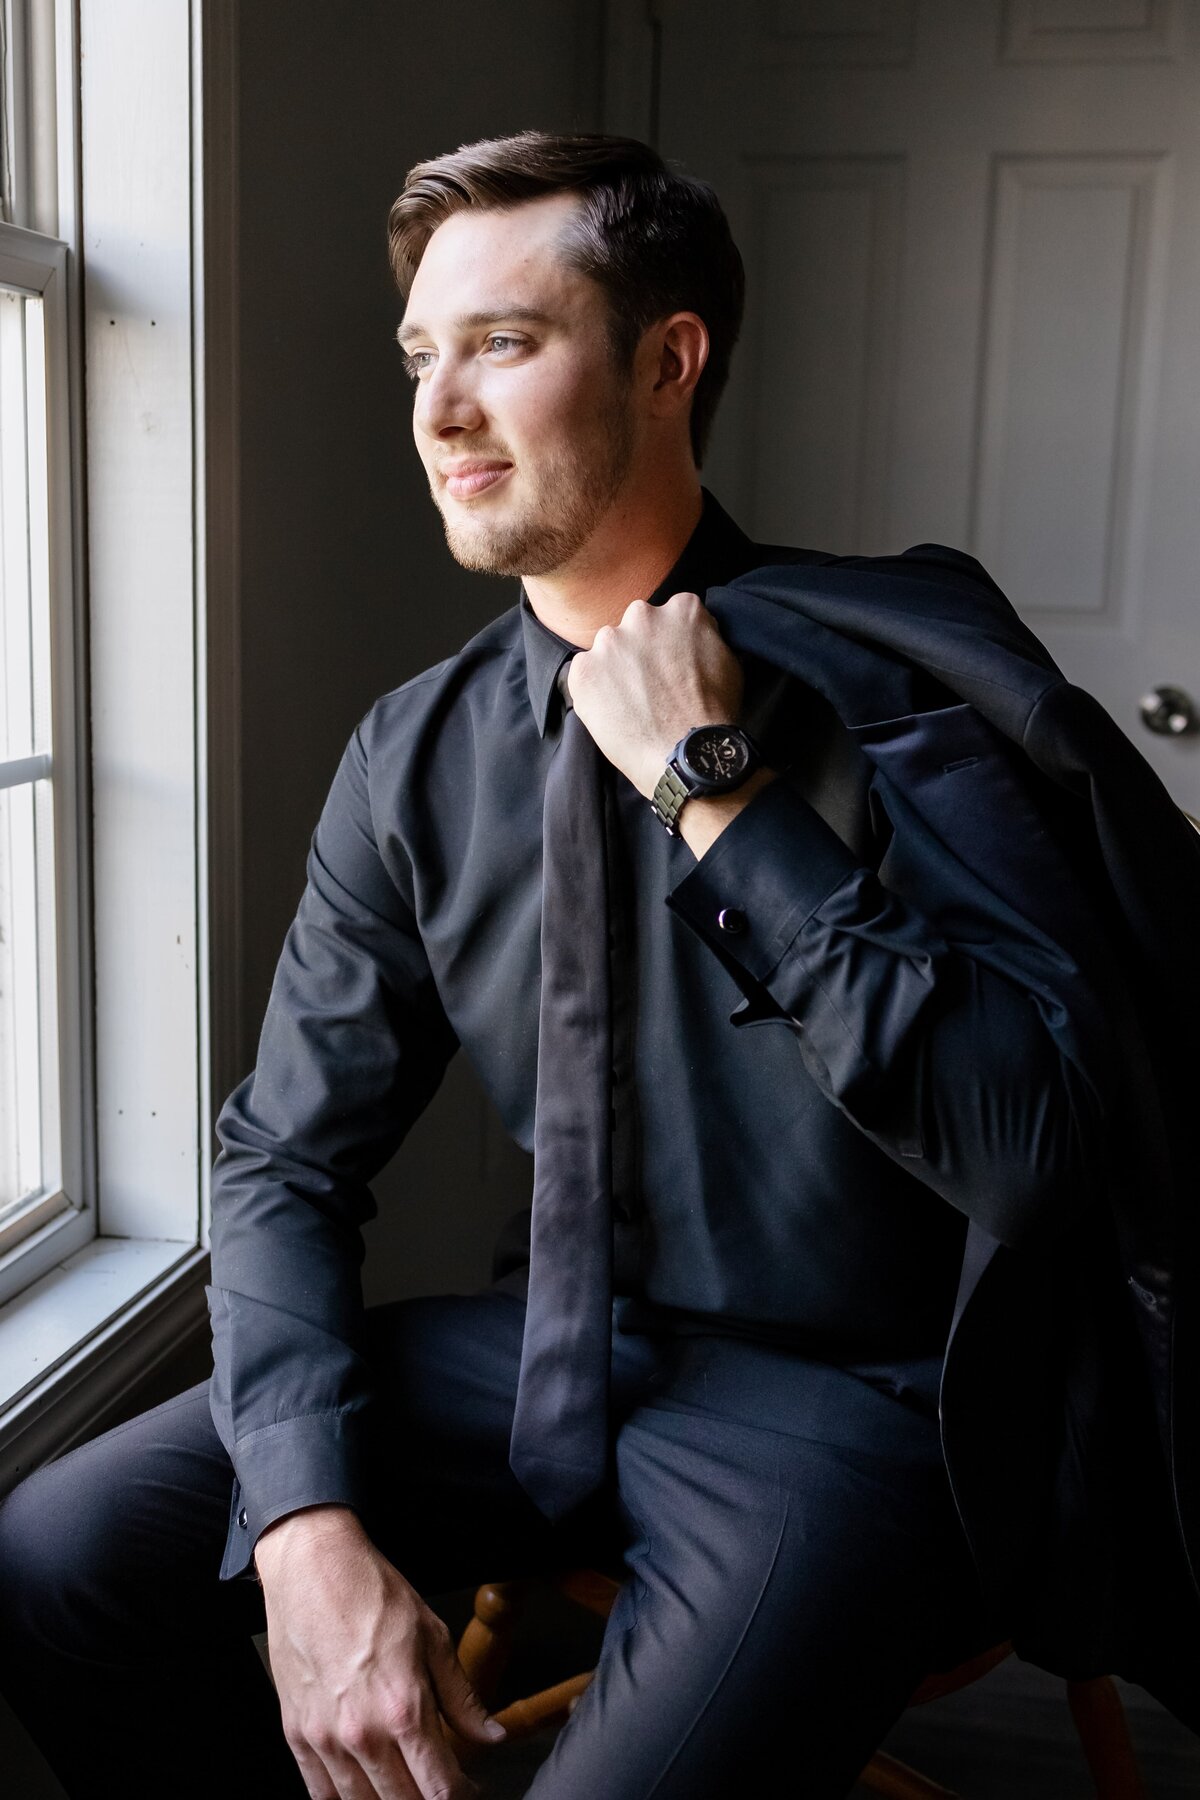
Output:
(218, 1411), (374, 1582)
(665, 777), (862, 994)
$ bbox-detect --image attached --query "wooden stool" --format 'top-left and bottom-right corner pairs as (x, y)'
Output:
(451, 1570), (1148, 1798)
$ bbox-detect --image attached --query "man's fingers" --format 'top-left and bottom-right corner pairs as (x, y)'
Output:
(388, 1699), (482, 1800)
(295, 1729), (425, 1800)
(324, 1654), (488, 1800)
(287, 1735), (369, 1800)
(426, 1623), (507, 1746)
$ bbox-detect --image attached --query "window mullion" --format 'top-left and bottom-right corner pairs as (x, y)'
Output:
(0, 751), (49, 788)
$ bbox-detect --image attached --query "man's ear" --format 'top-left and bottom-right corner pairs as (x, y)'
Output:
(645, 312), (709, 423)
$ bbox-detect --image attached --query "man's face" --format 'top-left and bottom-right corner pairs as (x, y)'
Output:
(398, 191), (638, 578)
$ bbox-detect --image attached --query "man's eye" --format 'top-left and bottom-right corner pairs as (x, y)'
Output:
(486, 335), (523, 354)
(403, 350), (434, 382)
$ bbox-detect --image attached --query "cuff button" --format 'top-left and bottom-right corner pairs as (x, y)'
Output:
(238, 1507), (248, 1528)
(717, 907), (746, 934)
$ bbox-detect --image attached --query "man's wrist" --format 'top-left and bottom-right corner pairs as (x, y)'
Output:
(632, 718), (728, 802)
(253, 1502), (365, 1579)
(675, 766), (779, 861)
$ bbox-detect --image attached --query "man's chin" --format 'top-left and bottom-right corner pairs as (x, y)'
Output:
(442, 519), (529, 577)
(440, 509), (573, 580)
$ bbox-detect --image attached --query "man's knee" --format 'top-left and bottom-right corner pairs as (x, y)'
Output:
(0, 1448), (122, 1653)
(0, 1381), (225, 1638)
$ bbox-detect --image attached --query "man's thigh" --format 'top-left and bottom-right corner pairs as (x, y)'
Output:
(0, 1288), (619, 1800)
(0, 1287), (595, 1644)
(357, 1287), (659, 1587)
(527, 1336), (1002, 1800)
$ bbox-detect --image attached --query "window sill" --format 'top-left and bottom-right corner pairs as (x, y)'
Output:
(0, 1235), (212, 1496)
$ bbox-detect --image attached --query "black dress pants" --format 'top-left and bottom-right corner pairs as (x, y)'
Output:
(0, 1288), (1003, 1799)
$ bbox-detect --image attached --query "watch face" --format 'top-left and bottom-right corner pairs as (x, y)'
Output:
(679, 726), (752, 788)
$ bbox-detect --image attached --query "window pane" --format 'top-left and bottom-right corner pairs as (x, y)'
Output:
(0, 781), (46, 1212)
(2, 287), (52, 763)
(0, 280), (61, 1220)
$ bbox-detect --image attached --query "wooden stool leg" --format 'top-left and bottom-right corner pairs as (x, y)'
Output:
(857, 1748), (962, 1799)
(492, 1670), (596, 1741)
(455, 1579), (528, 1708)
(1066, 1675), (1149, 1800)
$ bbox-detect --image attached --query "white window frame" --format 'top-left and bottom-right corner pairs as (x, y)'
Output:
(0, 0), (230, 1490)
(0, 220), (92, 1285)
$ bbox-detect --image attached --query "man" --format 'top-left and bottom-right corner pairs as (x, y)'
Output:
(0, 130), (1189, 1800)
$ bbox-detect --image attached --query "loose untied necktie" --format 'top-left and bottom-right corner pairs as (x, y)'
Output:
(508, 674), (615, 1521)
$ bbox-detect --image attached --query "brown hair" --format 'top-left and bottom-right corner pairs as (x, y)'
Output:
(387, 130), (745, 467)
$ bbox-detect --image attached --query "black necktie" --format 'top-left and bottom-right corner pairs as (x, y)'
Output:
(508, 686), (614, 1521)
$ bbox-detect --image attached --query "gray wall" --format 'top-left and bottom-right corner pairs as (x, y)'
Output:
(233, 0), (605, 1309)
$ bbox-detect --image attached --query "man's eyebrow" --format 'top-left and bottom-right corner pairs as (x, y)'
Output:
(395, 306), (555, 348)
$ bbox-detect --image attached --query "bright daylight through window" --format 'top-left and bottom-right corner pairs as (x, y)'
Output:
(0, 276), (62, 1256)
(0, 0), (90, 1299)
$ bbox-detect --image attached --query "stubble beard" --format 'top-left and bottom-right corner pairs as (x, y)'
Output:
(433, 381), (636, 579)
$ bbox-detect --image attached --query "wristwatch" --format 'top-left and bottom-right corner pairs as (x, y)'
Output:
(649, 724), (762, 835)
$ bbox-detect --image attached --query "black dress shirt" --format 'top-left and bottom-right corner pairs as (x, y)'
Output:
(508, 501), (969, 1349)
(207, 491), (1051, 1580)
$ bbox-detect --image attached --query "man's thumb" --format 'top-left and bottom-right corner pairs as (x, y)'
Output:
(429, 1634), (507, 1743)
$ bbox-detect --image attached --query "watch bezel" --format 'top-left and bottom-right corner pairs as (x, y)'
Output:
(673, 724), (760, 793)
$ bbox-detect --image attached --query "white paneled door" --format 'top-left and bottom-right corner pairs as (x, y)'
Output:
(629, 0), (1200, 809)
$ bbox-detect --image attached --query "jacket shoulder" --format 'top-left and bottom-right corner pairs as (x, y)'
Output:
(747, 534), (1006, 595)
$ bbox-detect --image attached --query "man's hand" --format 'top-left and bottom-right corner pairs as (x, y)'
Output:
(254, 1505), (505, 1800)
(566, 591), (743, 799)
(566, 590), (777, 858)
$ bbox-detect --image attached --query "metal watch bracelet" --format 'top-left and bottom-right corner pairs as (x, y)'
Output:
(650, 762), (691, 835)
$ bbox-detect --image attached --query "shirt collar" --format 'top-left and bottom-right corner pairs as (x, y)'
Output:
(519, 487), (759, 737)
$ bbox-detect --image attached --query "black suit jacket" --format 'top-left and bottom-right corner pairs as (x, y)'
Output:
(703, 541), (1200, 1720)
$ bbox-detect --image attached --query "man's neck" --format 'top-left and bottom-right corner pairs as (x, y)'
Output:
(522, 482), (704, 648)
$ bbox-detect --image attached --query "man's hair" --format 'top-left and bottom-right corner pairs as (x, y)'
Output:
(387, 130), (745, 467)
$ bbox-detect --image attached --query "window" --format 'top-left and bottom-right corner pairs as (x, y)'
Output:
(0, 0), (217, 1479)
(0, 226), (89, 1276)
(0, 0), (91, 1303)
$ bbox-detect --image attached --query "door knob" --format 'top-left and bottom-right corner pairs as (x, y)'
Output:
(1139, 685), (1197, 736)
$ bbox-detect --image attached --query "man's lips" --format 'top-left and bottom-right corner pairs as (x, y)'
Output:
(442, 461), (513, 500)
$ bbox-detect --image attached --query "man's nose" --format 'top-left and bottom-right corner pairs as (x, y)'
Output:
(415, 358), (484, 439)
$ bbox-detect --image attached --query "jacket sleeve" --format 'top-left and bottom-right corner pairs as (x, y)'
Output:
(665, 709), (1121, 1254)
(206, 712), (457, 1581)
